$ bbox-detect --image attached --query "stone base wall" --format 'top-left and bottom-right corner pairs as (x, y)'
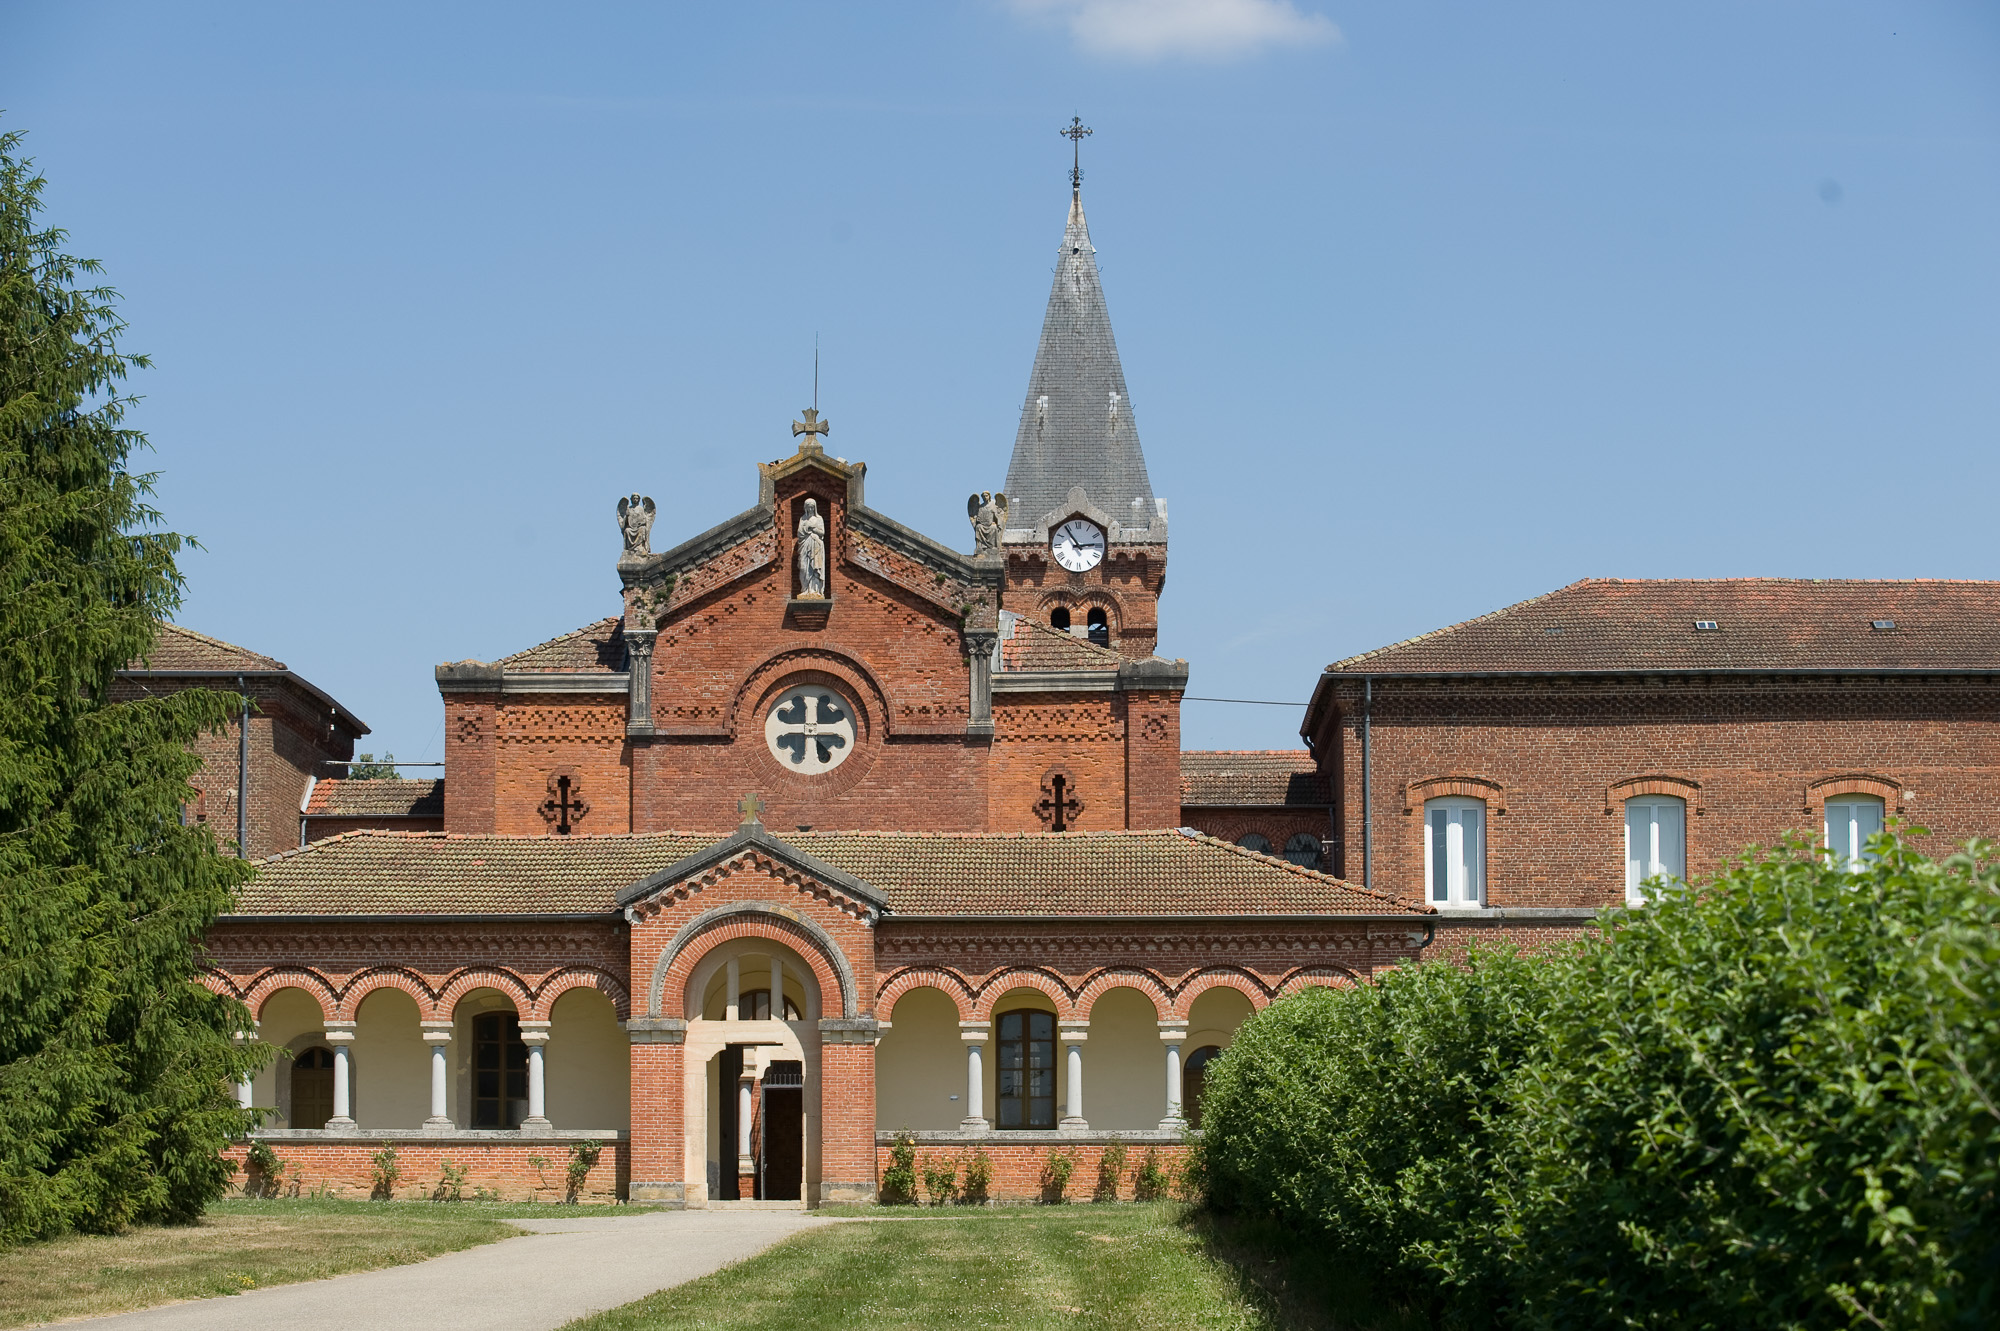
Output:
(224, 1132), (629, 1203)
(875, 1133), (1193, 1205)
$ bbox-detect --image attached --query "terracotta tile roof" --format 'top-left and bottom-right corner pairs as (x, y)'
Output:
(129, 624), (286, 672)
(1329, 579), (2000, 675)
(304, 779), (445, 819)
(1181, 751), (1329, 806)
(497, 618), (627, 672)
(999, 617), (1126, 672)
(237, 828), (1425, 918)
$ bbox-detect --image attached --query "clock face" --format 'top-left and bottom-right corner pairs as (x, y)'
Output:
(1051, 519), (1106, 572)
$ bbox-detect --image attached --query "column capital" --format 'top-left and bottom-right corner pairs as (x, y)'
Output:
(1156, 1027), (1189, 1043)
(322, 1023), (357, 1045)
(422, 1030), (454, 1046)
(518, 1022), (552, 1046)
(1058, 1024), (1089, 1042)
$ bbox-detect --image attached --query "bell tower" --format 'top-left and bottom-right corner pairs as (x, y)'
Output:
(996, 134), (1168, 658)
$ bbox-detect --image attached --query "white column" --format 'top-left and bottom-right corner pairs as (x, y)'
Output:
(1158, 1024), (1188, 1131)
(770, 957), (784, 1019)
(1059, 1025), (1088, 1131)
(726, 958), (741, 1021)
(233, 1026), (256, 1109)
(959, 1022), (989, 1131)
(423, 1024), (453, 1129)
(521, 1022), (551, 1133)
(324, 1023), (356, 1130)
(736, 1073), (754, 1159)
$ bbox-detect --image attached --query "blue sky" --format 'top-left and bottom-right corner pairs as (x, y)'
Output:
(5, 2), (1997, 758)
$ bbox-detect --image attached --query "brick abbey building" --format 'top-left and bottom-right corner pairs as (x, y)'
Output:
(195, 184), (2000, 1207)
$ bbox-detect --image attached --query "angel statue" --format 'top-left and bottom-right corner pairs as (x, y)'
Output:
(617, 494), (656, 558)
(796, 498), (827, 598)
(968, 490), (1008, 553)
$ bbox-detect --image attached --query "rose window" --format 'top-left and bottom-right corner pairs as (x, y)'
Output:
(764, 684), (857, 774)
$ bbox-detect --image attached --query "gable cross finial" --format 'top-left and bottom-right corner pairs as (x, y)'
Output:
(791, 407), (830, 452)
(738, 792), (765, 826)
(1061, 115), (1092, 198)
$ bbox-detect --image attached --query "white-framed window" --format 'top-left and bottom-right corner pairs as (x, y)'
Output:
(1624, 796), (1686, 906)
(1825, 795), (1885, 871)
(1424, 797), (1484, 907)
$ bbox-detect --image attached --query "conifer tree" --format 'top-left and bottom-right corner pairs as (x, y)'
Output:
(0, 126), (264, 1244)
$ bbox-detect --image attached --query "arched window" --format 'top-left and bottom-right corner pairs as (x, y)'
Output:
(995, 1010), (1056, 1129)
(1283, 833), (1322, 868)
(1050, 607), (1071, 632)
(472, 1012), (528, 1128)
(1424, 797), (1485, 907)
(1184, 1045), (1222, 1129)
(1086, 607), (1110, 647)
(1826, 795), (1885, 871)
(1235, 833), (1272, 855)
(1624, 796), (1686, 906)
(738, 989), (802, 1021)
(291, 1046), (335, 1130)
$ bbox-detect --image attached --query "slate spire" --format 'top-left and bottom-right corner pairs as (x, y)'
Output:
(1002, 190), (1158, 532)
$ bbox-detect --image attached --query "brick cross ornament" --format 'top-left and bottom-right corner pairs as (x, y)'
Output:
(1036, 773), (1082, 832)
(540, 773), (589, 835)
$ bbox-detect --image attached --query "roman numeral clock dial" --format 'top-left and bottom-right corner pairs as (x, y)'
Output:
(1051, 519), (1106, 572)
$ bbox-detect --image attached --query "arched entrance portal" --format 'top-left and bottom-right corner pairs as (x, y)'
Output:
(681, 936), (825, 1206)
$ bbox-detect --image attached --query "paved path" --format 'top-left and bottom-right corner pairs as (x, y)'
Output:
(61, 1209), (837, 1331)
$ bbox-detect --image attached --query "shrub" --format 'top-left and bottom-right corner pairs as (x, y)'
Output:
(433, 1158), (467, 1203)
(244, 1140), (287, 1199)
(922, 1154), (959, 1207)
(879, 1132), (918, 1205)
(1437, 834), (2000, 1330)
(959, 1148), (993, 1206)
(565, 1141), (601, 1203)
(369, 1143), (402, 1201)
(1197, 945), (1555, 1303)
(1132, 1147), (1169, 1202)
(1040, 1146), (1078, 1204)
(1093, 1137), (1128, 1202)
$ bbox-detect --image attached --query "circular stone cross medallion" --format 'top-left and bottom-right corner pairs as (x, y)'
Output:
(764, 684), (857, 774)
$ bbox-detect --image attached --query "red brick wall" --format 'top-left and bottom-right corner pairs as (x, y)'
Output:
(491, 694), (632, 836)
(1312, 677), (2000, 907)
(820, 1043), (878, 1201)
(443, 695), (498, 833)
(874, 1140), (1192, 1204)
(223, 1138), (626, 1202)
(627, 1042), (683, 1198)
(111, 674), (358, 859)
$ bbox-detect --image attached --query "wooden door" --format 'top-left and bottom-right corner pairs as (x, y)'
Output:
(291, 1046), (335, 1129)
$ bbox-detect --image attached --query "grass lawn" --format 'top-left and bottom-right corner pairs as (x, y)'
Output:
(561, 1203), (1294, 1331)
(0, 1197), (631, 1328)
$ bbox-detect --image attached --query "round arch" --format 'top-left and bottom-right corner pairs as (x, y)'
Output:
(877, 968), (974, 1023)
(337, 967), (439, 1021)
(530, 967), (631, 1021)
(648, 901), (859, 1019)
(971, 968), (1073, 1021)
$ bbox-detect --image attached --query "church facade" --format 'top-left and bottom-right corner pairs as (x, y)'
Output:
(206, 186), (1432, 1206)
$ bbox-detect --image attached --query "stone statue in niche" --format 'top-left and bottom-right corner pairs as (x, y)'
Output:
(617, 494), (655, 557)
(967, 490), (1008, 553)
(795, 498), (827, 598)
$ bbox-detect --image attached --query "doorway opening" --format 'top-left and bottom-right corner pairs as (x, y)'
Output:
(760, 1061), (804, 1202)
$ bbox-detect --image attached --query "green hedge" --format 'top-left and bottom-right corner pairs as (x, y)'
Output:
(1196, 833), (2000, 1330)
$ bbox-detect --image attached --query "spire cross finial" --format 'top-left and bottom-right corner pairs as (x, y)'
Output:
(791, 407), (830, 450)
(1061, 116), (1092, 197)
